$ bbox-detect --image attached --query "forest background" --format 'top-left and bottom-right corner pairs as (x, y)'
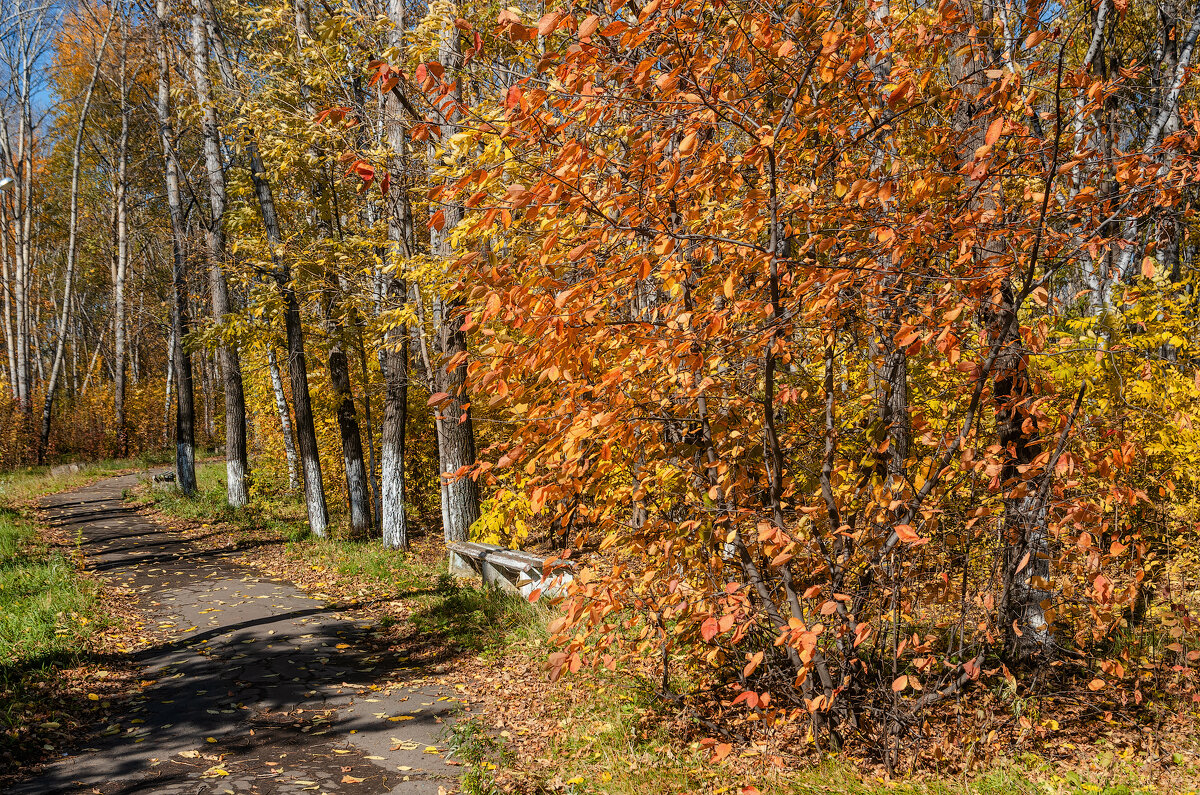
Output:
(3, 0), (1200, 781)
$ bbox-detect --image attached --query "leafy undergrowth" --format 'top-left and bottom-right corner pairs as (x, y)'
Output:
(132, 462), (1198, 794)
(445, 645), (1193, 795)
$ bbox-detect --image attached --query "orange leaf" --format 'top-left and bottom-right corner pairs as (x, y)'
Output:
(578, 14), (601, 38)
(984, 117), (1004, 146)
(1023, 29), (1049, 49)
(1088, 678), (1106, 691)
(537, 11), (561, 36)
(892, 675), (908, 692)
(887, 79), (912, 109)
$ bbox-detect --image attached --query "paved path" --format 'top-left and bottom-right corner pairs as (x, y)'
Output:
(13, 473), (459, 795)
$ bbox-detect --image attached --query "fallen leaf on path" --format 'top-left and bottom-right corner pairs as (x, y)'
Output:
(342, 774), (365, 783)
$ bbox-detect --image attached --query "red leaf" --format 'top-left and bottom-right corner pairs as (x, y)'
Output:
(731, 690), (759, 708)
(700, 617), (719, 642)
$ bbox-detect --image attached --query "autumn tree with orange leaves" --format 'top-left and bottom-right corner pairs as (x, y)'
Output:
(400, 0), (1200, 761)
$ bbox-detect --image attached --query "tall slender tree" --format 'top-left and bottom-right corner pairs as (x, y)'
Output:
(187, 7), (249, 507)
(154, 0), (195, 493)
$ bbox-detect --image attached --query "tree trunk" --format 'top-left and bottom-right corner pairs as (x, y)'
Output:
(946, 1), (1049, 656)
(156, 0), (196, 494)
(249, 137), (328, 535)
(163, 326), (175, 446)
(989, 283), (1051, 656)
(113, 54), (130, 458)
(427, 18), (480, 542)
(268, 346), (299, 491)
(0, 200), (17, 400)
(379, 0), (414, 549)
(189, 8), (249, 508)
(380, 279), (409, 549)
(329, 331), (372, 537)
(38, 12), (113, 463)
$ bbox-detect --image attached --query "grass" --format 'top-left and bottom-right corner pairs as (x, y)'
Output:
(412, 574), (547, 655)
(0, 463), (129, 770)
(445, 718), (509, 795)
(0, 507), (98, 673)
